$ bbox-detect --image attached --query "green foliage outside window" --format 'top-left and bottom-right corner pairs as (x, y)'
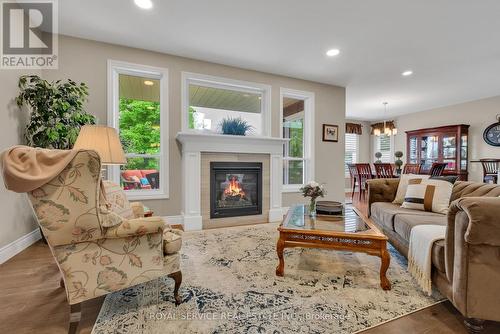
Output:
(188, 106), (196, 129)
(285, 118), (304, 184)
(288, 119), (303, 158)
(119, 98), (160, 170)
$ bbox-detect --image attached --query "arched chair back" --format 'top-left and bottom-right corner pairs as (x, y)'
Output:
(480, 159), (499, 184)
(355, 163), (373, 200)
(347, 164), (358, 199)
(429, 162), (447, 176)
(374, 163), (394, 178)
(403, 163), (421, 175)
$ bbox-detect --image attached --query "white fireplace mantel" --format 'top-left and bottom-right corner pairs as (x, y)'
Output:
(176, 131), (287, 231)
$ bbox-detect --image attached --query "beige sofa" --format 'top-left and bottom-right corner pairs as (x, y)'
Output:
(367, 179), (500, 333)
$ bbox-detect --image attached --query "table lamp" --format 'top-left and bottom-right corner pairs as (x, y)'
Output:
(74, 125), (127, 207)
(73, 125), (126, 166)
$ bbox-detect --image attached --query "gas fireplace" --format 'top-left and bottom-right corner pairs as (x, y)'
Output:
(210, 162), (262, 219)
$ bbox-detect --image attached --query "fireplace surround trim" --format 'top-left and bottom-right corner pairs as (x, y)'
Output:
(176, 132), (287, 231)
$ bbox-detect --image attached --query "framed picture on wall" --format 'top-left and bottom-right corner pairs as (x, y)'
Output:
(322, 124), (339, 142)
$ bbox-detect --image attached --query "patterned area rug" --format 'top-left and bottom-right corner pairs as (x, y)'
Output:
(93, 223), (442, 334)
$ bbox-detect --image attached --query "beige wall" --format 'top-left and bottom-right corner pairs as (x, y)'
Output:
(0, 69), (40, 249)
(394, 95), (500, 183)
(42, 35), (346, 216)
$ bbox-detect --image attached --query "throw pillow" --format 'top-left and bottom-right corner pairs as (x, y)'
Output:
(393, 174), (431, 204)
(102, 180), (134, 219)
(140, 177), (150, 186)
(401, 179), (453, 214)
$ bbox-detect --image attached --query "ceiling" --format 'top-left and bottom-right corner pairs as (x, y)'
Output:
(119, 74), (159, 102)
(57, 0), (500, 120)
(189, 84), (261, 113)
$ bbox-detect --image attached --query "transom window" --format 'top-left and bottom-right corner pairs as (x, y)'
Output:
(281, 88), (314, 192)
(182, 72), (271, 136)
(107, 60), (169, 200)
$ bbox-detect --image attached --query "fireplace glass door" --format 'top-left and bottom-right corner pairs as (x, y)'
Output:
(210, 162), (262, 219)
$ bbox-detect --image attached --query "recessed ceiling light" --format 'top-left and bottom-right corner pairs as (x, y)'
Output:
(326, 49), (340, 57)
(134, 0), (153, 10)
(144, 80), (154, 86)
(402, 70), (413, 76)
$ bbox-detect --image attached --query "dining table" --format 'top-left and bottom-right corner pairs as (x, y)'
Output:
(470, 159), (500, 184)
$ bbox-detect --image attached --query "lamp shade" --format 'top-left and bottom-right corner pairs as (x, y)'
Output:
(73, 125), (127, 165)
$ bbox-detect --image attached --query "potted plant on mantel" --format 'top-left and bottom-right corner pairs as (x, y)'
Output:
(219, 117), (253, 136)
(16, 75), (96, 149)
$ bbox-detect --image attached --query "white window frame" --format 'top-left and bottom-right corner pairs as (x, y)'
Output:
(181, 72), (272, 136)
(107, 59), (169, 200)
(345, 133), (359, 177)
(280, 88), (315, 193)
(373, 134), (394, 163)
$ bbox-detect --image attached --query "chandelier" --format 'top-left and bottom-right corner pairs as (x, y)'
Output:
(374, 102), (397, 136)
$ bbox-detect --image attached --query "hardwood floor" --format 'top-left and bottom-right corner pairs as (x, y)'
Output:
(0, 241), (103, 334)
(1, 214), (499, 333)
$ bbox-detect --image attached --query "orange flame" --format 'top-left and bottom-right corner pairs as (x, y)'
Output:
(224, 176), (245, 197)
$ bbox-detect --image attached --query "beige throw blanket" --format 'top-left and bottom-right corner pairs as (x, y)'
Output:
(1, 145), (78, 193)
(408, 224), (446, 296)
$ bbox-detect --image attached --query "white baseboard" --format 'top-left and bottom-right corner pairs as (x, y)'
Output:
(183, 215), (203, 231)
(0, 228), (41, 264)
(268, 208), (285, 222)
(163, 215), (184, 226)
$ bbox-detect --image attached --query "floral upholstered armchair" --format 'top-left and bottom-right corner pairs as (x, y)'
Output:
(25, 150), (182, 334)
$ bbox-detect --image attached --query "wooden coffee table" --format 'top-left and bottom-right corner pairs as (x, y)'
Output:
(276, 205), (391, 290)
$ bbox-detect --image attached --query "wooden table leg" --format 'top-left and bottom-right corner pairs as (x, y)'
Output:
(276, 236), (285, 277)
(379, 244), (391, 290)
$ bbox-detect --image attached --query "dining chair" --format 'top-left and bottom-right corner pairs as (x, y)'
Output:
(374, 163), (394, 179)
(347, 164), (358, 200)
(402, 163), (421, 174)
(355, 163), (373, 201)
(429, 162), (448, 176)
(480, 159), (499, 184)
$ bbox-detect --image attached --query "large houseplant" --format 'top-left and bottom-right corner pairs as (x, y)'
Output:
(16, 75), (96, 149)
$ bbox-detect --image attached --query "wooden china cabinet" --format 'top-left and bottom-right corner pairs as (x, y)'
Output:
(406, 124), (470, 180)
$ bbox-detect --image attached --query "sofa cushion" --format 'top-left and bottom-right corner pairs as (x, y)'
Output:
(431, 239), (446, 273)
(122, 170), (143, 181)
(393, 213), (447, 241)
(371, 202), (439, 231)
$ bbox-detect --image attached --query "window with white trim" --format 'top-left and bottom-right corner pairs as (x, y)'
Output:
(182, 72), (271, 136)
(375, 135), (393, 163)
(107, 60), (169, 200)
(281, 89), (314, 191)
(345, 133), (358, 176)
